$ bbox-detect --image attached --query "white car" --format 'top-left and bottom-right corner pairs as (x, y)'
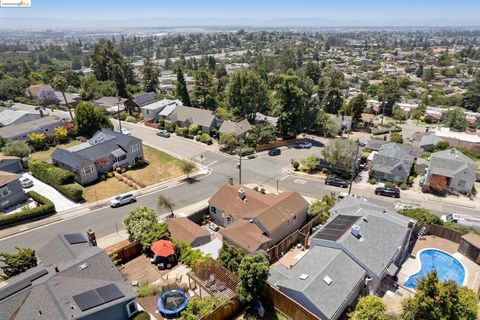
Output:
(394, 202), (420, 211)
(19, 177), (34, 188)
(110, 193), (136, 208)
(298, 141), (312, 149)
(441, 214), (480, 228)
(116, 128), (131, 136)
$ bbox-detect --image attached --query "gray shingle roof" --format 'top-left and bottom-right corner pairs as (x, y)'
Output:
(218, 119), (252, 136)
(169, 106), (216, 128)
(269, 246), (366, 320)
(428, 148), (476, 178)
(0, 234), (136, 320)
(371, 143), (414, 174)
(130, 92), (157, 107)
(0, 109), (40, 126)
(0, 116), (64, 140)
(51, 148), (92, 170)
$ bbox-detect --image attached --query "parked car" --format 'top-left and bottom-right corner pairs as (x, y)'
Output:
(375, 187), (400, 198)
(297, 141), (312, 149)
(156, 130), (171, 138)
(268, 148), (281, 156)
(110, 193), (136, 208)
(325, 177), (349, 188)
(19, 177), (33, 188)
(441, 214), (480, 228)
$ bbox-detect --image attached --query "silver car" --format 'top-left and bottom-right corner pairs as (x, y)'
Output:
(19, 177), (34, 188)
(156, 130), (171, 138)
(110, 193), (136, 208)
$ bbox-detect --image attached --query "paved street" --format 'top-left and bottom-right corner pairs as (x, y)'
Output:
(0, 121), (478, 254)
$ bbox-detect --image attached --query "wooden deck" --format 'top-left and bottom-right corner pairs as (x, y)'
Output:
(121, 255), (165, 285)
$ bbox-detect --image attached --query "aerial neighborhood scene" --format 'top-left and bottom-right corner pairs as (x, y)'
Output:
(2, 0), (480, 319)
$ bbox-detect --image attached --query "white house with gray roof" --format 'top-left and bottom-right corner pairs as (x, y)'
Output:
(370, 143), (415, 183)
(425, 148), (476, 194)
(0, 109), (42, 127)
(0, 233), (138, 320)
(268, 196), (415, 320)
(52, 129), (143, 185)
(140, 99), (182, 122)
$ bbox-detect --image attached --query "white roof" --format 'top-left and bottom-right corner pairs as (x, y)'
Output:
(141, 99), (180, 111)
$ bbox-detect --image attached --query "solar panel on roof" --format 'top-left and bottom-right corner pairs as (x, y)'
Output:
(96, 284), (124, 303)
(64, 233), (87, 244)
(314, 215), (360, 241)
(73, 290), (103, 311)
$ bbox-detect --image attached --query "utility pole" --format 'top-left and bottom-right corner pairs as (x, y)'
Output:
(348, 140), (360, 195)
(238, 147), (242, 184)
(117, 95), (122, 132)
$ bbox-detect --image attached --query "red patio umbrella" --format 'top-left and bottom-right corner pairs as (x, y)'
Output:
(151, 240), (175, 257)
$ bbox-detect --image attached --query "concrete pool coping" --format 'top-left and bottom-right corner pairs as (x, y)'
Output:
(403, 248), (468, 289)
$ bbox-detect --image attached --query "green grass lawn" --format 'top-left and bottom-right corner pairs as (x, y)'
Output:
(30, 140), (82, 162)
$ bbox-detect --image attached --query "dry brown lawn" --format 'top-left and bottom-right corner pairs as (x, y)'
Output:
(83, 178), (133, 202)
(126, 145), (185, 186)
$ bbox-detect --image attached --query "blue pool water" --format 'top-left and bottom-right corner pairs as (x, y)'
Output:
(404, 249), (465, 289)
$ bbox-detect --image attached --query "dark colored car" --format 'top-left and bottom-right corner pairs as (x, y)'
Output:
(375, 187), (400, 198)
(325, 177), (349, 188)
(268, 148), (281, 156)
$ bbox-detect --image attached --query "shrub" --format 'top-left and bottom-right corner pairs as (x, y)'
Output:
(166, 122), (176, 132)
(125, 116), (137, 123)
(76, 136), (87, 142)
(188, 124), (200, 135)
(197, 133), (213, 145)
(292, 160), (300, 171)
(408, 175), (415, 186)
(247, 154), (256, 159)
(127, 165), (132, 170)
(239, 146), (255, 156)
(57, 183), (84, 202)
(368, 178), (377, 184)
(138, 283), (155, 297)
(175, 127), (187, 136)
(400, 208), (442, 227)
(0, 191), (56, 228)
(116, 167), (122, 173)
(29, 160), (75, 185)
(107, 172), (114, 178)
(384, 180), (394, 188)
(400, 183), (408, 190)
(2, 141), (31, 158)
(130, 311), (150, 320)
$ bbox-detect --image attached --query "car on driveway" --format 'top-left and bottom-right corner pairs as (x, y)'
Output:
(156, 130), (171, 138)
(375, 187), (400, 198)
(110, 193), (136, 208)
(441, 214), (480, 228)
(19, 177), (33, 188)
(268, 148), (281, 156)
(297, 141), (312, 149)
(325, 177), (349, 188)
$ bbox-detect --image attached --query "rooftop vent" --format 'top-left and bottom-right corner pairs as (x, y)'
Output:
(351, 225), (361, 238)
(323, 275), (332, 285)
(299, 274), (309, 280)
(362, 217), (368, 222)
(79, 263), (88, 270)
(238, 188), (246, 200)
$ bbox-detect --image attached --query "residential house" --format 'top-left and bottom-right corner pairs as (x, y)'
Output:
(255, 112), (278, 127)
(0, 116), (65, 141)
(370, 143), (415, 183)
(0, 233), (138, 320)
(55, 91), (81, 107)
(218, 119), (252, 138)
(52, 129), (144, 185)
(24, 84), (54, 99)
(0, 155), (23, 173)
(166, 217), (211, 247)
(0, 171), (27, 210)
(268, 196), (415, 320)
(160, 105), (217, 133)
(93, 96), (127, 112)
(140, 99), (182, 122)
(0, 109), (42, 127)
(425, 148), (477, 194)
(124, 92), (157, 115)
(208, 184), (308, 253)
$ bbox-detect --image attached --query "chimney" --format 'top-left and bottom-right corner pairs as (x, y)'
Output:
(87, 228), (97, 247)
(351, 225), (361, 238)
(54, 265), (59, 273)
(238, 188), (246, 201)
(228, 176), (233, 185)
(408, 220), (415, 229)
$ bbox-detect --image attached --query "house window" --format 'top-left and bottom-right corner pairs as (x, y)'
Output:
(116, 154), (127, 162)
(0, 185), (11, 198)
(130, 144), (140, 153)
(82, 165), (94, 176)
(126, 301), (137, 318)
(226, 216), (233, 225)
(210, 206), (216, 215)
(458, 180), (466, 188)
(146, 110), (150, 114)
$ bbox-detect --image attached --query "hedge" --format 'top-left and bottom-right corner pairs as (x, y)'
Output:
(0, 191), (56, 228)
(29, 160), (83, 201)
(197, 133), (213, 145)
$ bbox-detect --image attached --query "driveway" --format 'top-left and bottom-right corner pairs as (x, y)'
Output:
(21, 173), (80, 212)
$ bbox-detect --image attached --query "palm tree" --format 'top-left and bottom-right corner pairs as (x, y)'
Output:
(52, 75), (74, 121)
(157, 194), (176, 218)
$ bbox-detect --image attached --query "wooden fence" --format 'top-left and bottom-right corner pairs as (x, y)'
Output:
(110, 240), (142, 264)
(144, 120), (159, 129)
(424, 224), (464, 244)
(459, 239), (480, 265)
(255, 138), (297, 152)
(201, 298), (242, 320)
(264, 285), (319, 320)
(266, 214), (323, 262)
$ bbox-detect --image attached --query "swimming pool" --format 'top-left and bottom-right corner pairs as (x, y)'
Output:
(404, 249), (466, 289)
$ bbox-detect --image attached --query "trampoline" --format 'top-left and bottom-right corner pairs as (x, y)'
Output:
(157, 289), (189, 318)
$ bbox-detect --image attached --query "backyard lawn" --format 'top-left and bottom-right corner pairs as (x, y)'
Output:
(29, 140), (82, 162)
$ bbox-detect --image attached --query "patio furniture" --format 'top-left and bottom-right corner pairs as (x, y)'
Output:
(158, 263), (165, 270)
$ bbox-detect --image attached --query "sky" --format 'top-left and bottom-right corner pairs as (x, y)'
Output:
(1, 0), (479, 28)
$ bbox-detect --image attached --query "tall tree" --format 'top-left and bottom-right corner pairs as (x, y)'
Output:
(225, 69), (270, 121)
(142, 55), (160, 93)
(0, 247), (37, 278)
(175, 65), (191, 106)
(38, 85), (59, 107)
(321, 67), (345, 114)
(236, 252), (270, 303)
(157, 194), (176, 218)
(322, 139), (358, 171)
(192, 67), (216, 110)
(218, 242), (246, 273)
(111, 63), (129, 98)
(462, 74), (480, 112)
(348, 295), (390, 320)
(275, 75), (306, 137)
(378, 78), (401, 118)
(74, 101), (112, 137)
(91, 40), (128, 82)
(52, 74), (74, 120)
(444, 108), (467, 131)
(344, 94), (367, 123)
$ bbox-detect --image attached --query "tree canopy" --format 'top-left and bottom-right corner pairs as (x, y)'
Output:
(275, 75), (306, 137)
(349, 295), (390, 320)
(322, 139), (358, 171)
(74, 101), (113, 138)
(236, 251), (270, 303)
(0, 247), (37, 278)
(444, 108), (467, 132)
(218, 242), (246, 273)
(175, 65), (191, 106)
